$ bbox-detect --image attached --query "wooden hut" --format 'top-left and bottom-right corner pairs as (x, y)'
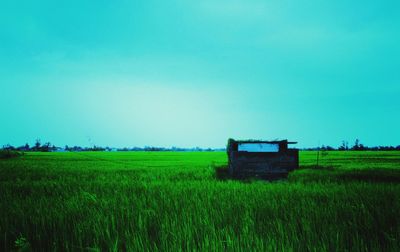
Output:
(227, 139), (299, 179)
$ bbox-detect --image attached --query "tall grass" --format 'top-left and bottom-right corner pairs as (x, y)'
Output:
(0, 151), (399, 251)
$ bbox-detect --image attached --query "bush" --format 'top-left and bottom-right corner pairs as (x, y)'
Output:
(0, 150), (24, 159)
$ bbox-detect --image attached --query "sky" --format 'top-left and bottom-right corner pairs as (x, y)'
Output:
(1, 0), (399, 148)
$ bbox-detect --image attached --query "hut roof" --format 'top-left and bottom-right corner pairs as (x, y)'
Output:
(231, 139), (297, 144)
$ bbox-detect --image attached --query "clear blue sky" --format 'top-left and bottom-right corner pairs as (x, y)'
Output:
(1, 0), (399, 148)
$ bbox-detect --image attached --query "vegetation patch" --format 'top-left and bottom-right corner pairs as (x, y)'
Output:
(338, 168), (400, 183)
(0, 149), (24, 159)
(213, 164), (230, 180)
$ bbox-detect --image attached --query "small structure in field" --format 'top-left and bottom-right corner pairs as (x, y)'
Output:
(227, 139), (299, 179)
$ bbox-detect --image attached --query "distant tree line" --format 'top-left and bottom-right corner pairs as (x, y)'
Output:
(2, 139), (57, 152)
(302, 139), (400, 151)
(1, 140), (225, 152)
(2, 139), (399, 152)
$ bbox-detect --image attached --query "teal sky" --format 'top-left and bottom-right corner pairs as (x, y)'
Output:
(1, 0), (399, 148)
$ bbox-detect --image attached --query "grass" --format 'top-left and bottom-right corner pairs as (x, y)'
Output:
(0, 151), (399, 251)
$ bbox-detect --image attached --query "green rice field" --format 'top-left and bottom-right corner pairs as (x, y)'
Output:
(1, 151), (399, 251)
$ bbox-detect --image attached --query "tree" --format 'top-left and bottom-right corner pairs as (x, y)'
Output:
(352, 139), (360, 150)
(351, 139), (366, 151)
(34, 139), (41, 151)
(339, 141), (349, 151)
(41, 142), (51, 152)
(2, 144), (15, 150)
